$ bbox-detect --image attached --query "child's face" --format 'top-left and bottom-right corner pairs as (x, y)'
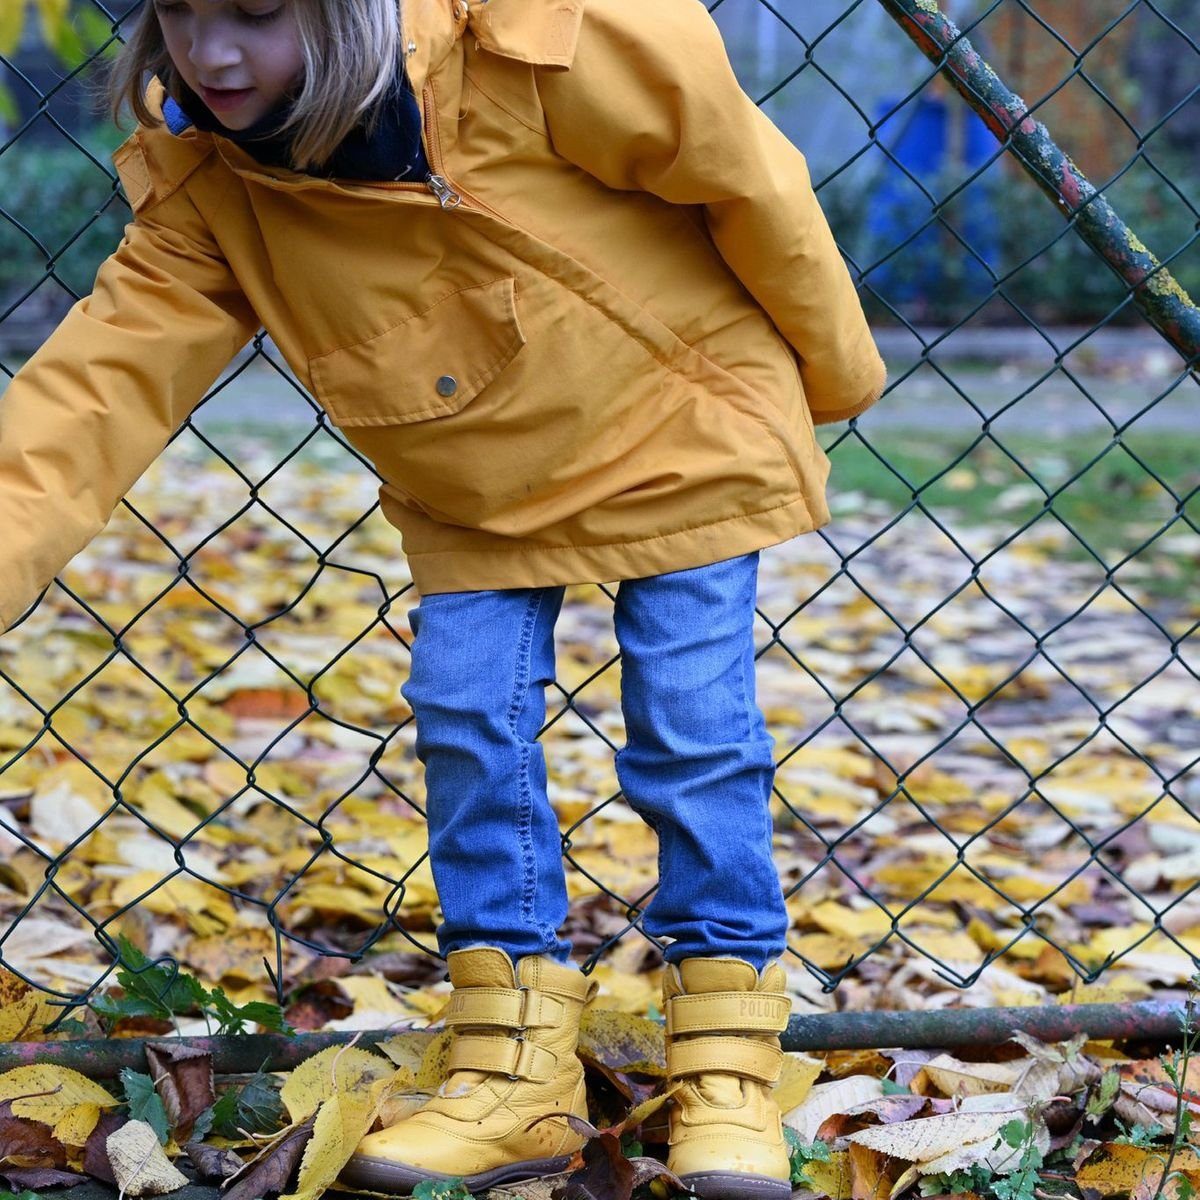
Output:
(154, 0), (304, 130)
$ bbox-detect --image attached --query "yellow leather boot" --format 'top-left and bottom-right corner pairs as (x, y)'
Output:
(662, 957), (794, 1199)
(339, 946), (596, 1194)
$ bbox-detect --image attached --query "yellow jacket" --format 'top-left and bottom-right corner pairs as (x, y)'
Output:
(0, 0), (886, 630)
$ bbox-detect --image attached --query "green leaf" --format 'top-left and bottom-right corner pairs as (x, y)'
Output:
(110, 934), (210, 1019)
(233, 1068), (286, 1135)
(1001, 1118), (1029, 1148)
(119, 1069), (170, 1145)
(189, 1104), (214, 1145)
(205, 1089), (243, 1140)
(411, 1180), (471, 1200)
(880, 1076), (911, 1094)
(783, 1128), (832, 1186)
(90, 994), (175, 1023)
(1114, 1118), (1167, 1147)
(919, 1166), (992, 1196)
(1086, 1067), (1121, 1118)
(0, 1192), (48, 1200)
(44, 1017), (91, 1039)
(204, 988), (294, 1037)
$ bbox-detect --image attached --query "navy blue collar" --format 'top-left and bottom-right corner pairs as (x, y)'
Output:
(161, 73), (429, 182)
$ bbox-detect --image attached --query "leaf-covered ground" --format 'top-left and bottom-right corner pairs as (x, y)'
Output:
(2, 979), (1199, 1200)
(0, 431), (1198, 1019)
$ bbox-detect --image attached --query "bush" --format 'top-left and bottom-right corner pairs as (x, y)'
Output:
(0, 127), (133, 314)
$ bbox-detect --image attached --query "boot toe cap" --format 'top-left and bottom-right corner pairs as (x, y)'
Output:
(669, 1132), (791, 1188)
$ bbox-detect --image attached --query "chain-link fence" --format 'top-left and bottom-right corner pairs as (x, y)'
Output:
(0, 0), (1198, 1036)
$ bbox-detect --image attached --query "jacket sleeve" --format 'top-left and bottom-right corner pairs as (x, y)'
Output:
(0, 166), (259, 633)
(533, 0), (887, 425)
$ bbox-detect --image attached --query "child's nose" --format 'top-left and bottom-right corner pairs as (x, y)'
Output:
(187, 29), (243, 76)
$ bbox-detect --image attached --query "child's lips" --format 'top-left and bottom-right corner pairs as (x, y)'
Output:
(200, 85), (255, 112)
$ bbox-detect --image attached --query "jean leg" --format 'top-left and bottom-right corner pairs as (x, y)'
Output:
(612, 552), (788, 970)
(401, 585), (572, 962)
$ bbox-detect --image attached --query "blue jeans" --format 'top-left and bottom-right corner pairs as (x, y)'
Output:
(400, 551), (789, 971)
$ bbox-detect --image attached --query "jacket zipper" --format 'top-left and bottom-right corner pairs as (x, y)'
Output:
(415, 80), (511, 224)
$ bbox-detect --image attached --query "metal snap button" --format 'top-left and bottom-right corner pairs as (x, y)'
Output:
(436, 375), (458, 397)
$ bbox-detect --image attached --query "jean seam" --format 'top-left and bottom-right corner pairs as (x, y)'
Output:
(506, 591), (541, 945)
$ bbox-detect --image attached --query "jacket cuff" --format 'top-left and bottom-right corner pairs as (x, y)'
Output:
(811, 358), (888, 426)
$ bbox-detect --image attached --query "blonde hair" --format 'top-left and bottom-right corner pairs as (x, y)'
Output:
(101, 1), (406, 171)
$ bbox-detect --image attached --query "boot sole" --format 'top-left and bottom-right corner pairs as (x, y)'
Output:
(338, 1152), (574, 1195)
(678, 1170), (793, 1200)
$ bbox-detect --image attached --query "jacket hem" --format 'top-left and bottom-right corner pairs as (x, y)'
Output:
(401, 498), (824, 594)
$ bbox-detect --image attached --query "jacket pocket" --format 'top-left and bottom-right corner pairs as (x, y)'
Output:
(307, 276), (526, 427)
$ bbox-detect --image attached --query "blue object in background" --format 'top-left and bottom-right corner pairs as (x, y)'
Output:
(869, 94), (1000, 310)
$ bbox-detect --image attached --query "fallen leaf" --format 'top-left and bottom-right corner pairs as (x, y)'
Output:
(145, 1041), (215, 1143)
(105, 1119), (189, 1196)
(0, 1064), (118, 1147)
(223, 1117), (315, 1200)
(278, 1045), (392, 1124)
(280, 1087), (377, 1200)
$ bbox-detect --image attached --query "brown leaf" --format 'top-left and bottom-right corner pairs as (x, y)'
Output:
(0, 1164), (90, 1189)
(552, 1124), (633, 1200)
(82, 1110), (128, 1184)
(283, 980), (355, 1032)
(221, 1115), (315, 1200)
(185, 1140), (246, 1181)
(146, 1041), (216, 1143)
(848, 1141), (902, 1200)
(223, 688), (309, 719)
(0, 1098), (68, 1168)
(347, 952), (448, 987)
(627, 1155), (686, 1192)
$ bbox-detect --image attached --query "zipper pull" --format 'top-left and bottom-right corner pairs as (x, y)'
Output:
(426, 173), (462, 209)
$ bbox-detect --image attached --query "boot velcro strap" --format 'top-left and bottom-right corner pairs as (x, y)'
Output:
(666, 991), (791, 1036)
(448, 1034), (557, 1083)
(666, 1036), (783, 1085)
(444, 986), (564, 1029)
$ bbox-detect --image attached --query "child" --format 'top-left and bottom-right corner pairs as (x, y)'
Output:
(0, 0), (886, 1194)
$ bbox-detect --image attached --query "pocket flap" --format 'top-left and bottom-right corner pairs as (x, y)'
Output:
(309, 276), (526, 427)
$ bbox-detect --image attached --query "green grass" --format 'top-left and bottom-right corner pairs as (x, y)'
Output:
(820, 426), (1200, 608)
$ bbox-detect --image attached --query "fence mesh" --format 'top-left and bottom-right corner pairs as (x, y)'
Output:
(0, 0), (1198, 1032)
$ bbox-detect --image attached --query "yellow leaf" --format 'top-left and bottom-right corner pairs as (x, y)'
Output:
(801, 1148), (854, 1199)
(107, 871), (237, 936)
(280, 1088), (377, 1200)
(0, 1064), (118, 1146)
(369, 1071), (425, 1129)
(578, 1008), (667, 1076)
(279, 1046), (393, 1124)
(0, 0), (25, 57)
(1077, 1141), (1200, 1197)
(0, 966), (60, 1042)
(914, 1054), (1022, 1098)
(586, 964), (661, 1016)
(413, 1030), (454, 1090)
(375, 1031), (439, 1076)
(775, 1053), (823, 1114)
(807, 900), (891, 940)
